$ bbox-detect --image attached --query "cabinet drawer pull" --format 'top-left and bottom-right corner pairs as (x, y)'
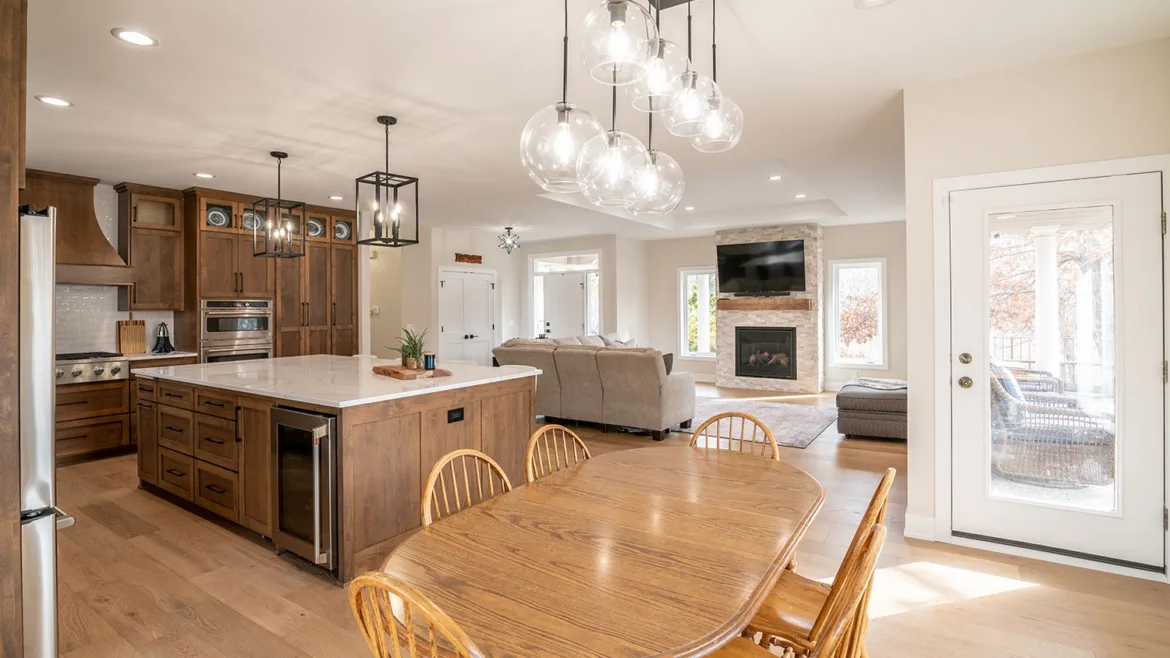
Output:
(165, 468), (186, 477)
(165, 425), (185, 434)
(203, 436), (225, 445)
(139, 402), (153, 409)
(164, 392), (184, 399)
(58, 400), (87, 406)
(204, 484), (228, 495)
(138, 385), (153, 392)
(59, 434), (88, 441)
(202, 400), (225, 408)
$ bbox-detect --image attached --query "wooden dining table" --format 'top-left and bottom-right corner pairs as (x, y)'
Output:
(381, 446), (825, 657)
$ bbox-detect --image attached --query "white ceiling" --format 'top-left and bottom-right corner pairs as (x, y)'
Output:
(25, 0), (1170, 241)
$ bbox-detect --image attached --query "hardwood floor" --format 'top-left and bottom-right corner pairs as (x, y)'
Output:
(56, 385), (1170, 657)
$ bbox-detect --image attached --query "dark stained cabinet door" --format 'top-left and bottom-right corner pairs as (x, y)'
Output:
(200, 231), (238, 298)
(130, 228), (183, 309)
(275, 255), (305, 357)
(330, 244), (356, 356)
(305, 242), (331, 355)
(237, 397), (272, 536)
(136, 400), (159, 485)
(236, 234), (273, 298)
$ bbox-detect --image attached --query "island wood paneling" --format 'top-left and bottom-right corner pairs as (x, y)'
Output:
(236, 397), (273, 536)
(715, 297), (813, 312)
(339, 376), (536, 582)
(0, 0), (26, 653)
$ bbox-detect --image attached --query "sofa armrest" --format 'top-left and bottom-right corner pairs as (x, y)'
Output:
(661, 372), (697, 428)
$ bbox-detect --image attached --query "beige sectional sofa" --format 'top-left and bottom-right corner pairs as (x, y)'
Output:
(492, 339), (695, 440)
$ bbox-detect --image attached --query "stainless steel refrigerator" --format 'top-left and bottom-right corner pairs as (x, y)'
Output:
(19, 206), (72, 658)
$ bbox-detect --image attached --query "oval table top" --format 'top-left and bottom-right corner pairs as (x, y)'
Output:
(381, 446), (825, 657)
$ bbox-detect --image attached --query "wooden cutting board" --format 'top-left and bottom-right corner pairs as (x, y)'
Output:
(372, 365), (453, 380)
(116, 320), (146, 355)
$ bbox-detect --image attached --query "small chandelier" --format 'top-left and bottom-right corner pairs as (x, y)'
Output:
(498, 227), (520, 254)
(693, 0), (743, 152)
(356, 115), (420, 248)
(252, 151), (306, 259)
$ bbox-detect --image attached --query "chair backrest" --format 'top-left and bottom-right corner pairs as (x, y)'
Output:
(526, 424), (592, 483)
(688, 412), (780, 460)
(421, 449), (513, 528)
(807, 524), (888, 658)
(349, 571), (484, 658)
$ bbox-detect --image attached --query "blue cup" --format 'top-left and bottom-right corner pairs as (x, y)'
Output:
(423, 353), (436, 370)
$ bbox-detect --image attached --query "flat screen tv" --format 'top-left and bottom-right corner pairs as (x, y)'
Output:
(716, 240), (806, 294)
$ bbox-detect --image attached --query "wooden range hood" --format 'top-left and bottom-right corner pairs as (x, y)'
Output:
(19, 169), (133, 285)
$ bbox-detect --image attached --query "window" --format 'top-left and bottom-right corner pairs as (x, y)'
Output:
(679, 268), (717, 358)
(829, 259), (886, 368)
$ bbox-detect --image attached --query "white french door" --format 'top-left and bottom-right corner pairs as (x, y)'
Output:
(950, 173), (1165, 570)
(438, 269), (495, 365)
(539, 272), (586, 338)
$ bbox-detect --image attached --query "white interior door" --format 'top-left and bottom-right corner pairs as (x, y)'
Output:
(950, 173), (1165, 570)
(541, 272), (585, 338)
(438, 269), (496, 366)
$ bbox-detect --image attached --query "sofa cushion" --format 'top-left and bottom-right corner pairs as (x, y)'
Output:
(503, 338), (551, 348)
(600, 333), (638, 348)
(553, 346), (605, 424)
(553, 337), (582, 345)
(580, 335), (606, 347)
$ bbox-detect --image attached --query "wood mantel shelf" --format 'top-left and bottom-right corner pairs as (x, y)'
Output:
(716, 297), (813, 311)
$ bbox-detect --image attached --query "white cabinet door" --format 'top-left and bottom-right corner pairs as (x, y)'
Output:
(541, 272), (585, 338)
(438, 269), (496, 366)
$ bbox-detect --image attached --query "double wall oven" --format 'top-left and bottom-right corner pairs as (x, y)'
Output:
(200, 299), (273, 363)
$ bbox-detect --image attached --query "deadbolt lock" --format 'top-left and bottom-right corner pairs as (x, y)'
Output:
(958, 376), (974, 389)
(958, 353), (972, 364)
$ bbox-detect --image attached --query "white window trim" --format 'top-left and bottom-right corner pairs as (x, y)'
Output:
(678, 266), (717, 360)
(827, 258), (888, 370)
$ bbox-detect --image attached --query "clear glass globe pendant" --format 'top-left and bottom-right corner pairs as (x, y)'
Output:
(664, 70), (720, 137)
(521, 101), (604, 192)
(581, 1), (658, 86)
(629, 149), (684, 215)
(693, 96), (743, 153)
(625, 37), (687, 112)
(579, 129), (650, 207)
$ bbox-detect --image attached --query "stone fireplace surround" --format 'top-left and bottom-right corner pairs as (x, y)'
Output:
(715, 224), (824, 394)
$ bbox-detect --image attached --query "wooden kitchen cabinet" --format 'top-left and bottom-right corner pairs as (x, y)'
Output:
(199, 231), (237, 298)
(116, 183), (185, 311)
(137, 399), (159, 485)
(274, 212), (359, 357)
(184, 188), (276, 302)
(306, 241), (331, 355)
(237, 397), (272, 536)
(331, 243), (357, 356)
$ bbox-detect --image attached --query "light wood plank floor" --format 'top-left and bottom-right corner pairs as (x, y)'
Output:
(56, 386), (1170, 657)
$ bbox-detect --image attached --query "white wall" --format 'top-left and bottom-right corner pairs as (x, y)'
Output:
(822, 221), (908, 387)
(904, 38), (1170, 528)
(646, 236), (718, 380)
(615, 236), (649, 341)
(367, 247), (402, 358)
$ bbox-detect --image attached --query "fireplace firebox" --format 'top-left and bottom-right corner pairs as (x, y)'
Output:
(735, 327), (797, 380)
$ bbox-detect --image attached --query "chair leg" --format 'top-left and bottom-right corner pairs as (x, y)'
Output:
(785, 557), (798, 572)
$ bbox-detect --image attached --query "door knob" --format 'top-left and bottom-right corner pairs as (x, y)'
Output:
(958, 352), (972, 364)
(958, 376), (974, 389)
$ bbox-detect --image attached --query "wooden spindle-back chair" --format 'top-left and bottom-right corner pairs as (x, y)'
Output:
(525, 424), (592, 483)
(349, 571), (484, 658)
(421, 449), (512, 528)
(689, 412), (780, 460)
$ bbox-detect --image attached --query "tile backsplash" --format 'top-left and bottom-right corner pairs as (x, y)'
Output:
(54, 184), (176, 354)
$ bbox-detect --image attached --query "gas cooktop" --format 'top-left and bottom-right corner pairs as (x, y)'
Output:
(55, 351), (129, 385)
(55, 351), (123, 361)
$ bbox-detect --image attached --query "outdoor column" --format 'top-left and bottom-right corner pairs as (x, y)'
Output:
(1032, 225), (1062, 377)
(697, 274), (711, 354)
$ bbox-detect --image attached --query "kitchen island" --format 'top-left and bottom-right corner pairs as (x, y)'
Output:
(132, 355), (540, 581)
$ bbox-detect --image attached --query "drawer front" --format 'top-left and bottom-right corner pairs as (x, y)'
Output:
(135, 378), (157, 402)
(157, 382), (194, 410)
(193, 413), (238, 471)
(55, 415), (130, 459)
(56, 381), (129, 422)
(158, 448), (194, 501)
(158, 406), (194, 455)
(195, 389), (237, 420)
(193, 460), (238, 522)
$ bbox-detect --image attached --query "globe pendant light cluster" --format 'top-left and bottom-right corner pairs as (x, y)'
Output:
(520, 0), (741, 215)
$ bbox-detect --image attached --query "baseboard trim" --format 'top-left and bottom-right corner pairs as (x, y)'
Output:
(903, 514), (936, 541)
(823, 380), (848, 392)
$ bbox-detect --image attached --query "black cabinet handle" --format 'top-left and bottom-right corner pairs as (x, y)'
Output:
(164, 392), (183, 399)
(202, 400), (225, 408)
(239, 272), (244, 293)
(58, 400), (86, 406)
(165, 425), (185, 433)
(59, 434), (88, 441)
(203, 436), (225, 445)
(165, 468), (185, 477)
(332, 302), (336, 326)
(139, 402), (153, 409)
(138, 385), (153, 393)
(204, 484), (228, 495)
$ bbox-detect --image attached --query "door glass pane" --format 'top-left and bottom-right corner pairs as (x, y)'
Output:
(136, 198), (176, 228)
(277, 425), (315, 543)
(987, 207), (1117, 512)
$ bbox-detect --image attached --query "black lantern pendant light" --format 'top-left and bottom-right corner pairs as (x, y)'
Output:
(356, 115), (420, 248)
(252, 151), (307, 258)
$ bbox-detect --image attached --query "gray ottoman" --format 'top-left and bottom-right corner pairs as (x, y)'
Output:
(836, 379), (908, 440)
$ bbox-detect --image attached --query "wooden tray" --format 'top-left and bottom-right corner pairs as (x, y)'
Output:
(372, 365), (453, 380)
(116, 320), (146, 355)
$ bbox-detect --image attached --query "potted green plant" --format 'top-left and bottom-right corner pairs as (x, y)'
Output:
(389, 328), (428, 370)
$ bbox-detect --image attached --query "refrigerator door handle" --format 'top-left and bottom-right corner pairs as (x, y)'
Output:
(55, 507), (75, 531)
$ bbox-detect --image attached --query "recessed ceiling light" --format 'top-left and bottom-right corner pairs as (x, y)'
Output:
(684, 206), (695, 211)
(795, 194), (807, 199)
(853, 0), (896, 8)
(769, 175), (783, 181)
(329, 195), (344, 201)
(111, 28), (158, 47)
(194, 172), (215, 179)
(35, 95), (72, 107)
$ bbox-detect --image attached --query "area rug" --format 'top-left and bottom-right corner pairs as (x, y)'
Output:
(677, 397), (838, 449)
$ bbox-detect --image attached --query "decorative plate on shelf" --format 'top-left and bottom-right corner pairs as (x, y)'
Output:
(307, 217), (327, 238)
(205, 206), (230, 228)
(334, 220), (352, 241)
(241, 209), (266, 231)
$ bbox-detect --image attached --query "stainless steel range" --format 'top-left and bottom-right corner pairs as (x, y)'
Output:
(54, 351), (130, 385)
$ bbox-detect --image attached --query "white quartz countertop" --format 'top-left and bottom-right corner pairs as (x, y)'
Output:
(124, 351), (200, 362)
(131, 355), (541, 408)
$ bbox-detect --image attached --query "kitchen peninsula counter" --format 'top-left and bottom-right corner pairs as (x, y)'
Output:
(132, 355), (540, 581)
